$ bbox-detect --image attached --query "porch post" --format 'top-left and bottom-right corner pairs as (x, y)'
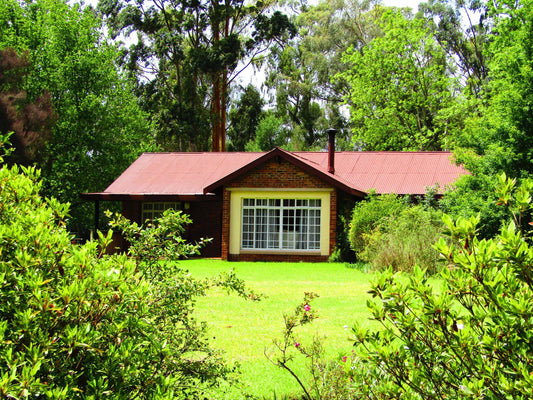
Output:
(94, 200), (100, 233)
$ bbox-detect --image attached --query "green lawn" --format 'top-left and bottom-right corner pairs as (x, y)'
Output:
(183, 259), (375, 399)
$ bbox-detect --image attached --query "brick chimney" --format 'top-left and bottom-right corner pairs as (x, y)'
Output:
(327, 128), (337, 174)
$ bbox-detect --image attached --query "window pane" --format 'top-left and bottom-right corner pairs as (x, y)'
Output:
(268, 209), (280, 248)
(255, 208), (268, 248)
(269, 199), (280, 207)
(242, 208), (254, 248)
(142, 202), (181, 222)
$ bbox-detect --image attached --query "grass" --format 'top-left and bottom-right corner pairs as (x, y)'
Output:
(183, 259), (375, 399)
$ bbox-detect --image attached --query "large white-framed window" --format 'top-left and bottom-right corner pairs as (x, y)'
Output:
(241, 198), (321, 251)
(142, 202), (182, 222)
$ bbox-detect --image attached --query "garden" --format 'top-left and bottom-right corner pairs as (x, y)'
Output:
(5, 0), (533, 397)
(4, 130), (533, 399)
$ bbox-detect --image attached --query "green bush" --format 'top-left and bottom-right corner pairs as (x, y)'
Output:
(440, 172), (508, 239)
(0, 134), (251, 399)
(349, 193), (445, 274)
(348, 192), (406, 256)
(361, 205), (445, 274)
(349, 174), (533, 399)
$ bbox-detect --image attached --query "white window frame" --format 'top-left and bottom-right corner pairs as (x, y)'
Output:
(241, 198), (321, 251)
(142, 202), (182, 222)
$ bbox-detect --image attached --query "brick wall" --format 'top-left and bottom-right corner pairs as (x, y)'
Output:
(221, 157), (337, 262)
(226, 157), (332, 190)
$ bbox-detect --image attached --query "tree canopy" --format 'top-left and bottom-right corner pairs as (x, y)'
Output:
(339, 9), (459, 151)
(98, 0), (296, 152)
(0, 0), (155, 231)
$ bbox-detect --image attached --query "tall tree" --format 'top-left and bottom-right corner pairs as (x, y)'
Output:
(227, 84), (264, 151)
(265, 0), (383, 149)
(418, 0), (490, 99)
(440, 0), (533, 238)
(99, 0), (295, 152)
(453, 0), (533, 177)
(0, 0), (155, 231)
(339, 9), (461, 151)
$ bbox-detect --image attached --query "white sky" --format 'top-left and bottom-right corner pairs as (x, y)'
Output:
(382, 0), (422, 11)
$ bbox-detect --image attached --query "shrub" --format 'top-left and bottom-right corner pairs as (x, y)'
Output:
(361, 205), (445, 274)
(348, 192), (406, 256)
(440, 172), (508, 239)
(0, 134), (252, 399)
(350, 174), (533, 399)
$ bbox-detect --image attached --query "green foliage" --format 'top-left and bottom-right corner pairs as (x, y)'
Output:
(348, 192), (406, 256)
(460, 0), (533, 177)
(99, 0), (295, 152)
(268, 293), (357, 400)
(0, 136), (255, 398)
(444, 0), (533, 236)
(245, 113), (289, 152)
(418, 0), (489, 98)
(265, 0), (383, 150)
(228, 85), (265, 152)
(349, 174), (533, 399)
(441, 172), (508, 238)
(349, 192), (446, 274)
(107, 209), (209, 268)
(0, 0), (155, 232)
(360, 205), (446, 274)
(339, 9), (460, 151)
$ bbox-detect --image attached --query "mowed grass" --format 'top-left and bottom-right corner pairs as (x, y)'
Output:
(182, 259), (376, 399)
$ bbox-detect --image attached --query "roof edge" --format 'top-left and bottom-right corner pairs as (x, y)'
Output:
(80, 193), (219, 201)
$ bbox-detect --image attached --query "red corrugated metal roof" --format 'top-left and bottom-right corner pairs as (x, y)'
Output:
(294, 151), (466, 194)
(102, 152), (262, 195)
(90, 149), (467, 198)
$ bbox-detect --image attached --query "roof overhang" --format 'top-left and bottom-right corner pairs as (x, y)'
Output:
(203, 147), (366, 197)
(80, 193), (219, 202)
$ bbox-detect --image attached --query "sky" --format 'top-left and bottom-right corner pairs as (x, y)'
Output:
(382, 0), (422, 11)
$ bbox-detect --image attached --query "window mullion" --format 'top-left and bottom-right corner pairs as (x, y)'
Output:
(266, 204), (270, 250)
(253, 208), (257, 249)
(279, 205), (283, 250)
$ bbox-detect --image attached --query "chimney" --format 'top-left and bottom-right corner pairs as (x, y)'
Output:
(327, 128), (337, 174)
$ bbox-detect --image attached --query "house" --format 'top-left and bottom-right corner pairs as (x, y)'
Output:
(81, 134), (467, 261)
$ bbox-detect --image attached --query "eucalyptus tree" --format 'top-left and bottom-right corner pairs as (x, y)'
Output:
(227, 84), (264, 151)
(418, 0), (490, 99)
(98, 0), (295, 152)
(264, 0), (383, 149)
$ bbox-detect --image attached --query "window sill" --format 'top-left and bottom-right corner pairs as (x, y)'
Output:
(239, 249), (322, 255)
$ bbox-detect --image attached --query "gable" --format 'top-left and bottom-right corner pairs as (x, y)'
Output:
(226, 157), (334, 190)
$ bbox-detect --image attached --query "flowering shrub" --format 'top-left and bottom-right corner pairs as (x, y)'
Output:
(273, 174), (533, 399)
(268, 293), (358, 400)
